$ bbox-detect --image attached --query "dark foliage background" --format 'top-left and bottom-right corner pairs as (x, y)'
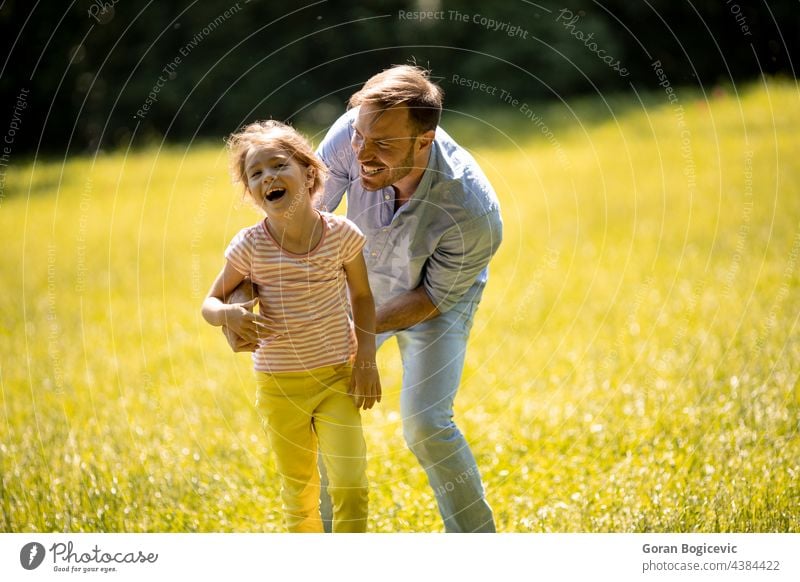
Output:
(1, 0), (796, 154)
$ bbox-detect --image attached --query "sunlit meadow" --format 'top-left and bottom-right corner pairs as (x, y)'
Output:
(1, 79), (798, 532)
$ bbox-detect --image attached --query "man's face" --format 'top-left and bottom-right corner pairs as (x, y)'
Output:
(351, 103), (419, 191)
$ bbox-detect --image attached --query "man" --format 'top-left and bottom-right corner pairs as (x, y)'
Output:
(316, 65), (502, 533)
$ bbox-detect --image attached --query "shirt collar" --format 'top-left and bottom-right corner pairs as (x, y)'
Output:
(407, 140), (438, 201)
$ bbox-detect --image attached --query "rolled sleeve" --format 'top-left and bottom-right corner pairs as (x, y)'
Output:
(423, 210), (503, 312)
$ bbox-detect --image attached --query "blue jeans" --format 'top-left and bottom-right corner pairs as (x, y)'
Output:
(320, 297), (496, 532)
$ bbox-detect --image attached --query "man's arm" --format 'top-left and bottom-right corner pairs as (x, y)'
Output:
(377, 209), (502, 333)
(201, 261), (271, 345)
(375, 286), (440, 334)
(422, 211), (503, 314)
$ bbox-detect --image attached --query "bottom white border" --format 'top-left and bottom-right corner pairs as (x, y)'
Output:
(2, 533), (798, 582)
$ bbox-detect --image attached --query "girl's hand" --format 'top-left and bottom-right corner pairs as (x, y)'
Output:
(349, 358), (382, 410)
(343, 252), (380, 410)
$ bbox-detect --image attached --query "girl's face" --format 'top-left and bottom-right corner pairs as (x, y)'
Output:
(244, 145), (312, 214)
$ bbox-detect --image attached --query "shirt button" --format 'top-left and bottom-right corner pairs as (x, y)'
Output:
(384, 194), (391, 200)
(371, 252), (378, 257)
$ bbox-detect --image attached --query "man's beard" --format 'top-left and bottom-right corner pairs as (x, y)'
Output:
(361, 142), (416, 192)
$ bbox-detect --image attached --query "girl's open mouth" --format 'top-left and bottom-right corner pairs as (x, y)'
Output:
(265, 188), (286, 202)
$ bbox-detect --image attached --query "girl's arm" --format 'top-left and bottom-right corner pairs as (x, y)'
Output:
(201, 261), (271, 345)
(343, 252), (382, 410)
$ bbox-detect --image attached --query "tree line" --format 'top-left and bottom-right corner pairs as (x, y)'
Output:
(0, 0), (796, 154)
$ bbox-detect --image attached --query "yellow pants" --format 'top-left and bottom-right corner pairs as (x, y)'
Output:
(255, 362), (368, 533)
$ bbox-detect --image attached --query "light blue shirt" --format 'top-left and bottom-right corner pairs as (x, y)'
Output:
(316, 109), (503, 313)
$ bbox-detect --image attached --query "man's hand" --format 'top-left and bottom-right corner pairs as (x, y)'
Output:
(202, 264), (274, 352)
(220, 298), (261, 352)
(349, 358), (382, 410)
(221, 298), (272, 347)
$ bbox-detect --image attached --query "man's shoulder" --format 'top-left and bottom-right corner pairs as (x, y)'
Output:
(430, 128), (500, 219)
(324, 109), (356, 142)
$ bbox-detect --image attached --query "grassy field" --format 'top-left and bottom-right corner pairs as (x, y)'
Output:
(1, 79), (798, 533)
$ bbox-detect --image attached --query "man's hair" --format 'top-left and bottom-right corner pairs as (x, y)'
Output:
(226, 120), (327, 202)
(348, 65), (444, 134)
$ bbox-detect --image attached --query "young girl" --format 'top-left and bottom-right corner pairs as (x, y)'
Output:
(201, 120), (381, 533)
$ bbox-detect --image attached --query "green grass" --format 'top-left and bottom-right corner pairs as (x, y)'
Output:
(1, 79), (799, 532)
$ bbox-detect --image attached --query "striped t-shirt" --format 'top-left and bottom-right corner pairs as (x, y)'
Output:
(225, 211), (366, 373)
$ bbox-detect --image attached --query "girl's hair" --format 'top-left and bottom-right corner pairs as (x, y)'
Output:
(226, 120), (327, 200)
